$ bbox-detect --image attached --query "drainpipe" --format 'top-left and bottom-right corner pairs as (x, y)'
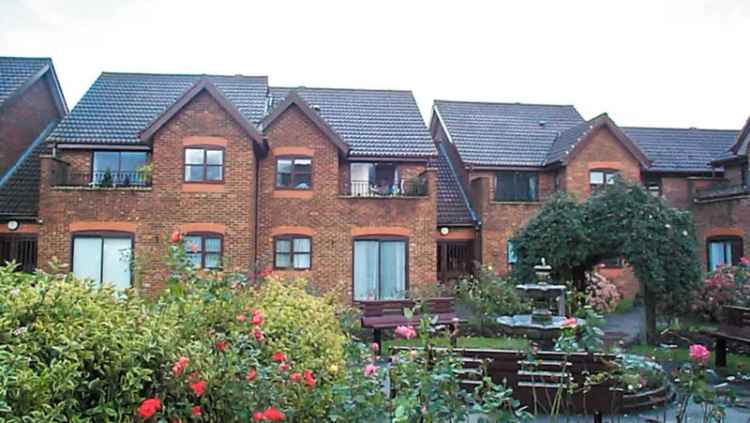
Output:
(253, 143), (262, 282)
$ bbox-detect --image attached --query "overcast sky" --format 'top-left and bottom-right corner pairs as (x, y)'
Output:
(2, 0), (749, 129)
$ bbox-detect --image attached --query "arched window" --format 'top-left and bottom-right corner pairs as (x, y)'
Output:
(273, 235), (312, 270)
(183, 233), (223, 269)
(707, 236), (743, 271)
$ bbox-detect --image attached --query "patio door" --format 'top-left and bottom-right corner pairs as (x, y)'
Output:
(72, 235), (132, 289)
(437, 241), (473, 284)
(353, 239), (406, 300)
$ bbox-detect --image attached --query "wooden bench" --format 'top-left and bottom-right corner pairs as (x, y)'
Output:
(360, 298), (463, 349)
(702, 305), (750, 367)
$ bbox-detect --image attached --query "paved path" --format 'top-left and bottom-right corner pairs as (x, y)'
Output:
(602, 305), (643, 346)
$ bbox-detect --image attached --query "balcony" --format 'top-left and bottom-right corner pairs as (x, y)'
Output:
(347, 178), (428, 198)
(695, 183), (750, 201)
(52, 170), (152, 189)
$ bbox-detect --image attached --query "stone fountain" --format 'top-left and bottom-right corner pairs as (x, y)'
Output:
(495, 259), (584, 344)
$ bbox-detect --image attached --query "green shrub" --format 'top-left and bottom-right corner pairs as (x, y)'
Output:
(255, 276), (346, 373)
(457, 265), (528, 335)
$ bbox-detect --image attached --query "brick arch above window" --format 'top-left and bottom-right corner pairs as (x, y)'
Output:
(70, 221), (137, 233)
(272, 146), (315, 157)
(704, 227), (745, 239)
(587, 161), (623, 171)
(182, 136), (228, 147)
(270, 226), (316, 237)
(179, 223), (226, 235)
(351, 226), (411, 237)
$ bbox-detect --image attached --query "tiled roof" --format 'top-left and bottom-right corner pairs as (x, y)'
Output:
(545, 119), (594, 165)
(269, 87), (434, 158)
(435, 143), (476, 226)
(48, 72), (269, 145)
(0, 122), (57, 217)
(0, 57), (51, 108)
(434, 100), (584, 166)
(623, 127), (739, 172)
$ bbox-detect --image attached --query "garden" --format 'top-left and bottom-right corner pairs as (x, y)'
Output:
(2, 180), (750, 422)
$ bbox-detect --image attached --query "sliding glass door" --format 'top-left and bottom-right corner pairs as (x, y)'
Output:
(73, 235), (132, 290)
(353, 239), (406, 300)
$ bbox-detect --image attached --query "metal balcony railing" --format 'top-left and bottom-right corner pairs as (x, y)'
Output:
(53, 170), (152, 188)
(348, 179), (428, 197)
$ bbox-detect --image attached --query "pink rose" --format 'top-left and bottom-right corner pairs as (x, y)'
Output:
(371, 342), (380, 353)
(741, 256), (750, 266)
(689, 344), (710, 364)
(394, 325), (417, 339)
(363, 364), (378, 377)
(561, 317), (577, 328)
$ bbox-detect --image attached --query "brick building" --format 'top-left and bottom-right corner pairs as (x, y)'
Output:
(36, 72), (438, 299)
(0, 57), (68, 271)
(430, 100), (742, 298)
(2, 59), (748, 302)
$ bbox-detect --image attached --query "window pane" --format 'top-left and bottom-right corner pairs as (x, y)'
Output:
(73, 237), (103, 287)
(186, 253), (202, 268)
(185, 149), (205, 165)
(277, 159), (292, 173)
(605, 172), (616, 184)
(294, 253), (311, 269)
(590, 171), (604, 185)
(294, 173), (311, 189)
(354, 240), (379, 300)
(93, 152), (119, 173)
(507, 241), (517, 264)
(102, 238), (131, 290)
(185, 165), (204, 181)
(276, 252), (291, 268)
(205, 253), (221, 269)
(120, 152), (148, 172)
(184, 236), (202, 253)
(293, 237), (311, 253)
(380, 241), (406, 299)
(527, 174), (538, 200)
(205, 237), (221, 253)
(206, 165), (223, 181)
(276, 159), (292, 187)
(294, 158), (312, 172)
(709, 241), (728, 271)
(206, 150), (223, 165)
(275, 239), (291, 253)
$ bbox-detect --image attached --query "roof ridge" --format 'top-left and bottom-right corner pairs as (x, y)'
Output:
(99, 71), (268, 80)
(623, 125), (739, 132)
(0, 56), (52, 61)
(270, 85), (412, 94)
(434, 99), (577, 108)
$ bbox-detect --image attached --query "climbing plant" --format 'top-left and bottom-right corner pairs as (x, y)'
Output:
(511, 179), (702, 344)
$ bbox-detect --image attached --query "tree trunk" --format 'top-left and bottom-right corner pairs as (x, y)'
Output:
(642, 283), (658, 345)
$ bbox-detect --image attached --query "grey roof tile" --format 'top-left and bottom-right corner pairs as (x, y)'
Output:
(434, 143), (476, 226)
(270, 87), (434, 157)
(48, 73), (269, 145)
(434, 100), (584, 167)
(623, 127), (739, 172)
(0, 57), (50, 108)
(545, 119), (594, 165)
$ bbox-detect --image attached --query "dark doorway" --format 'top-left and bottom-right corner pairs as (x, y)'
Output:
(0, 235), (38, 272)
(437, 241), (474, 284)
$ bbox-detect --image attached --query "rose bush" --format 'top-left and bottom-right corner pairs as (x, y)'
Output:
(691, 262), (750, 321)
(585, 273), (621, 313)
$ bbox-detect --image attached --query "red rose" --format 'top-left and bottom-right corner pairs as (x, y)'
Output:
(138, 398), (161, 419)
(190, 380), (206, 397)
(278, 363), (289, 372)
(272, 352), (286, 362)
(192, 405), (202, 417)
(290, 372), (302, 382)
(252, 310), (263, 326)
(303, 370), (315, 388)
(253, 328), (265, 342)
(170, 231), (182, 243)
(246, 368), (257, 382)
(253, 411), (265, 421)
(262, 407), (285, 421)
(215, 340), (227, 352)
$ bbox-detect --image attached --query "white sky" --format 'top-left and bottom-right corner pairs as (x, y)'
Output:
(2, 0), (749, 129)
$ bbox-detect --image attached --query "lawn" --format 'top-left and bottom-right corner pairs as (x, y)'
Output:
(384, 336), (529, 351)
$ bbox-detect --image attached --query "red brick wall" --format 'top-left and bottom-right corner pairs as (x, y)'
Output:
(0, 76), (60, 176)
(258, 105), (437, 300)
(564, 127), (641, 199)
(692, 198), (750, 271)
(661, 176), (691, 209)
(38, 91), (256, 293)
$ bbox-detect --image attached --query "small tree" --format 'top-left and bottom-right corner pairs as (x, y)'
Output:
(511, 180), (702, 344)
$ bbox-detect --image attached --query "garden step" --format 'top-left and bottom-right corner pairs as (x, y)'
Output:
(517, 370), (570, 379)
(454, 368), (483, 379)
(517, 381), (565, 389)
(519, 360), (570, 367)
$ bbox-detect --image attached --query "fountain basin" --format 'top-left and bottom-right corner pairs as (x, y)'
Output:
(496, 314), (585, 342)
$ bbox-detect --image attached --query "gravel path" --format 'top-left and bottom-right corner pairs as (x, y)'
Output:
(602, 305), (643, 346)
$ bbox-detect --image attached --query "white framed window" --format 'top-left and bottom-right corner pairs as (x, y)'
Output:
(72, 235), (132, 289)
